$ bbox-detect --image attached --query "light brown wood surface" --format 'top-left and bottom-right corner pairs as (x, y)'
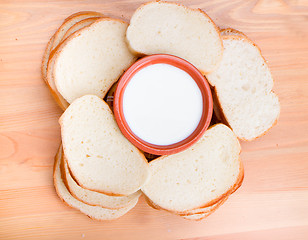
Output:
(1, 0), (308, 239)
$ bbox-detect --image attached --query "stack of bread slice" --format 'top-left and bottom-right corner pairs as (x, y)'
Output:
(54, 95), (150, 220)
(141, 124), (243, 220)
(42, 12), (137, 110)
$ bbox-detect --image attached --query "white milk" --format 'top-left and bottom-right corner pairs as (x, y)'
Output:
(123, 63), (203, 146)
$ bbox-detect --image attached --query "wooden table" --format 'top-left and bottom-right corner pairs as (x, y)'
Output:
(1, 0), (308, 239)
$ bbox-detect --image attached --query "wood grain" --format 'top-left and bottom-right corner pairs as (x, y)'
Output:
(1, 0), (308, 239)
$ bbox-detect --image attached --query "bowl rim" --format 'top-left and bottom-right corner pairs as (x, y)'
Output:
(113, 54), (213, 155)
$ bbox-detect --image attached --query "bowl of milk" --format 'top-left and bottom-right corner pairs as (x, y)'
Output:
(113, 54), (213, 155)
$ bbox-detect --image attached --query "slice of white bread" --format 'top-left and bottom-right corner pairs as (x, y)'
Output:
(42, 11), (104, 83)
(206, 35), (280, 141)
(54, 146), (138, 220)
(126, 1), (223, 74)
(61, 154), (141, 209)
(42, 35), (54, 83)
(54, 18), (137, 103)
(60, 95), (150, 196)
(141, 124), (242, 213)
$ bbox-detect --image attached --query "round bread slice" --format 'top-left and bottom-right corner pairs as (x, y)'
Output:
(42, 11), (104, 83)
(206, 35), (280, 141)
(141, 124), (242, 213)
(59, 95), (150, 196)
(126, 1), (223, 74)
(61, 154), (141, 209)
(53, 146), (138, 220)
(53, 18), (137, 103)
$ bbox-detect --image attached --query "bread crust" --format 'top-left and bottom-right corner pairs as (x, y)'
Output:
(41, 36), (54, 83)
(62, 17), (101, 41)
(182, 196), (229, 221)
(220, 28), (248, 39)
(210, 85), (230, 127)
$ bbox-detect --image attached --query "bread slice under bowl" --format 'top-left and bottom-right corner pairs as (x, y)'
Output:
(59, 95), (150, 196)
(54, 145), (139, 220)
(53, 18), (137, 104)
(206, 35), (280, 141)
(141, 124), (243, 214)
(61, 153), (141, 209)
(126, 1), (223, 74)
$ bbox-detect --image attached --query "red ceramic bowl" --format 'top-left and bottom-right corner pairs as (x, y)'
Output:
(114, 54), (213, 155)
